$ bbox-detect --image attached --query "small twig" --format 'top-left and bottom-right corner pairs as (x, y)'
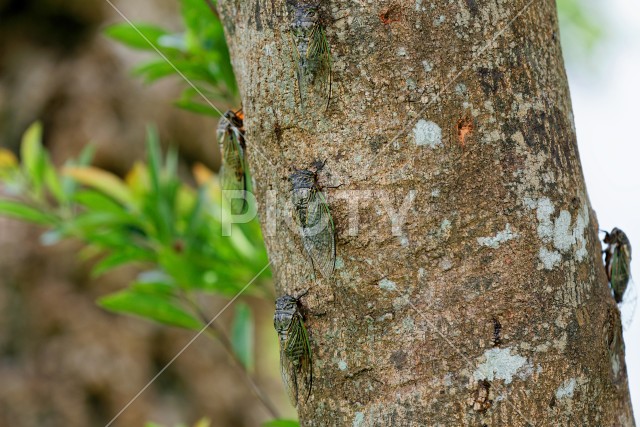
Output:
(203, 320), (281, 419)
(183, 294), (281, 419)
(203, 0), (220, 20)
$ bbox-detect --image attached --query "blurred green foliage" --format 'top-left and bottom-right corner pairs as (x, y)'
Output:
(0, 124), (269, 329)
(0, 120), (295, 427)
(557, 0), (606, 67)
(261, 420), (300, 427)
(105, 0), (238, 115)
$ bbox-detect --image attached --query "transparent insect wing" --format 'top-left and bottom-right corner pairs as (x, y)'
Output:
(289, 170), (336, 278)
(301, 189), (335, 278)
(279, 346), (300, 404)
(308, 23), (332, 108)
(619, 277), (637, 330)
(218, 112), (247, 215)
(611, 245), (631, 303)
(274, 295), (312, 405)
(288, 3), (331, 110)
(285, 313), (312, 402)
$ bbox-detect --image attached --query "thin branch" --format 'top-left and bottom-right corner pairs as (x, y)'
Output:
(184, 294), (281, 419)
(203, 0), (220, 20)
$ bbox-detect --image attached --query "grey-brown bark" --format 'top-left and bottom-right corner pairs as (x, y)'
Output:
(218, 0), (635, 425)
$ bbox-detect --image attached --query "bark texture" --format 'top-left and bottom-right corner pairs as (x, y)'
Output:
(218, 0), (635, 425)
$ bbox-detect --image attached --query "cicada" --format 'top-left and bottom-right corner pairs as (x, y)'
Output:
(287, 1), (332, 110)
(274, 293), (312, 405)
(602, 228), (632, 303)
(289, 164), (335, 278)
(217, 109), (248, 215)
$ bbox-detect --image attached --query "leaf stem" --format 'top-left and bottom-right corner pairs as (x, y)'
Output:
(203, 0), (220, 20)
(183, 294), (281, 419)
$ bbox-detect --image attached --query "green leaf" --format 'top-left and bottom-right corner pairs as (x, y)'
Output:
(20, 122), (46, 195)
(146, 128), (162, 194)
(262, 421), (300, 427)
(131, 281), (176, 296)
(62, 144), (95, 198)
(231, 303), (254, 372)
(133, 60), (178, 83)
(64, 167), (135, 206)
(104, 23), (170, 50)
(0, 200), (56, 225)
(137, 269), (175, 286)
(91, 252), (138, 278)
(158, 33), (188, 51)
(98, 290), (201, 330)
(174, 99), (221, 117)
(77, 144), (96, 166)
(73, 190), (129, 214)
(43, 154), (65, 203)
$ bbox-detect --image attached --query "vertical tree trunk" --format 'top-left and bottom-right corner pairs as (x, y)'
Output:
(218, 0), (635, 425)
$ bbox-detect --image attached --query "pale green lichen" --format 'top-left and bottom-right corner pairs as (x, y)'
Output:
(477, 223), (519, 248)
(439, 257), (453, 271)
(378, 278), (397, 291)
(473, 347), (531, 384)
(403, 316), (415, 332)
(526, 198), (590, 269)
(393, 295), (410, 310)
(539, 247), (561, 270)
(413, 119), (442, 147)
(555, 378), (577, 400)
(377, 313), (393, 322)
(338, 360), (348, 371)
(353, 412), (365, 427)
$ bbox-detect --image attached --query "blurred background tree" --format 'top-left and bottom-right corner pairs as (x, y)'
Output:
(1, 0), (633, 426)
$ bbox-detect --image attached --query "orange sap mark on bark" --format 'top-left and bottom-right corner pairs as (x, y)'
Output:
(457, 117), (473, 146)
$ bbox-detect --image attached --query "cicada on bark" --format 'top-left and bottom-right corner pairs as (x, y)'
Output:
(602, 228), (632, 303)
(287, 1), (332, 110)
(217, 110), (248, 215)
(274, 294), (312, 405)
(289, 165), (335, 278)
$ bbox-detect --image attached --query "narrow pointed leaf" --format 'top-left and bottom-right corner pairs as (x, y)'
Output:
(231, 303), (254, 371)
(64, 167), (135, 206)
(98, 290), (201, 330)
(0, 200), (56, 225)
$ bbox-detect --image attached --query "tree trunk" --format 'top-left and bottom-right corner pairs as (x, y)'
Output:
(218, 0), (635, 425)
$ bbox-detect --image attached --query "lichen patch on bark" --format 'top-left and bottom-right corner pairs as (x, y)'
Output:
(412, 119), (442, 147)
(473, 347), (531, 385)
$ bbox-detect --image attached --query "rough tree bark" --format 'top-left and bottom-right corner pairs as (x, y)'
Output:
(218, 0), (634, 425)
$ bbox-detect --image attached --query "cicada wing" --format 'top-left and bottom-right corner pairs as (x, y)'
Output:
(279, 341), (300, 405)
(284, 315), (313, 403)
(301, 189), (335, 278)
(619, 278), (637, 331)
(611, 248), (631, 303)
(287, 25), (308, 111)
(220, 129), (247, 215)
(308, 25), (332, 110)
